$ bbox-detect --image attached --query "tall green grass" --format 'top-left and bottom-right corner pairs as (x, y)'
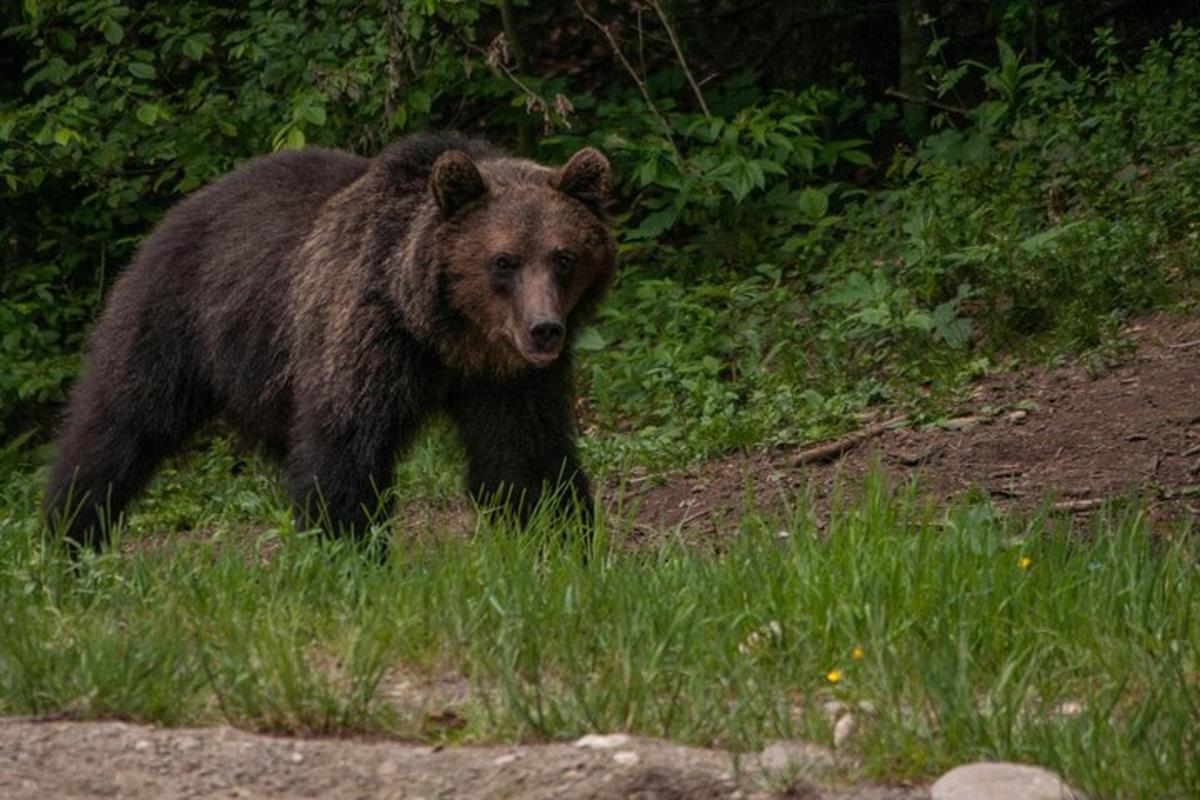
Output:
(0, 463), (1196, 798)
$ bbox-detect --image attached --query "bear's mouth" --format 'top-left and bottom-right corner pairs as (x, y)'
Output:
(516, 338), (562, 367)
(504, 322), (563, 368)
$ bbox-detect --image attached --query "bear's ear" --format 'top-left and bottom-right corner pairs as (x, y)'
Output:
(431, 150), (486, 216)
(554, 147), (611, 212)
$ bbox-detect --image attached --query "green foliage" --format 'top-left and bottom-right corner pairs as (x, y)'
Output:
(576, 27), (1200, 467)
(4, 2), (1200, 470)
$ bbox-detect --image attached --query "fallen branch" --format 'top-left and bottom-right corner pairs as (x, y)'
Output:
(1169, 338), (1200, 350)
(793, 416), (909, 466)
(1051, 498), (1105, 513)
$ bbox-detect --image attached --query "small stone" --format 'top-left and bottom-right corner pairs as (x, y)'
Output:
(493, 753), (519, 766)
(289, 751), (304, 764)
(1054, 700), (1084, 718)
(1007, 410), (1028, 423)
(822, 700), (846, 721)
(833, 713), (855, 748)
(376, 760), (400, 778)
(932, 762), (1084, 800)
(133, 739), (151, 752)
(575, 733), (630, 750)
(612, 751), (640, 767)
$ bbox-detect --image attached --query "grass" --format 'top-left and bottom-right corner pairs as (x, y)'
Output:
(0, 451), (1197, 798)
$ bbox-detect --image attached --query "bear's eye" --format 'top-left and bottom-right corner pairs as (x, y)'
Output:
(491, 254), (518, 279)
(553, 249), (575, 278)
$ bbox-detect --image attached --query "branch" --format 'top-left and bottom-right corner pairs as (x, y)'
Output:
(793, 416), (910, 466)
(647, 0), (710, 118)
(884, 87), (968, 116)
(574, 0), (677, 151)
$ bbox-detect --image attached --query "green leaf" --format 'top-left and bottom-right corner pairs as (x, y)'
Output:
(129, 62), (156, 80)
(796, 187), (829, 220)
(52, 127), (79, 146)
(575, 327), (607, 351)
(409, 90), (431, 114)
(286, 127), (306, 149)
(390, 105), (408, 130)
(103, 18), (124, 45)
(136, 103), (159, 125)
(627, 207), (680, 240)
(303, 105), (327, 126)
(839, 149), (872, 166)
(182, 35), (207, 60)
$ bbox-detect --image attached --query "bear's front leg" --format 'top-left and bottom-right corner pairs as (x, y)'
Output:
(449, 360), (593, 528)
(285, 396), (413, 546)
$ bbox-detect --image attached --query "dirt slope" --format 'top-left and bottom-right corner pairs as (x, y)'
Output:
(630, 312), (1200, 540)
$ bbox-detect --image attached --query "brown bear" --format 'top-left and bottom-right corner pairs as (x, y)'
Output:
(44, 132), (616, 550)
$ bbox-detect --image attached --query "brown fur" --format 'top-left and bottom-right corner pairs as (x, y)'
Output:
(44, 133), (616, 550)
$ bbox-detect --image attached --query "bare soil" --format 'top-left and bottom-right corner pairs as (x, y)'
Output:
(0, 719), (926, 800)
(629, 312), (1200, 544)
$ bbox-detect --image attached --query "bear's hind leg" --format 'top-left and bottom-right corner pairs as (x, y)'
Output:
(44, 348), (212, 551)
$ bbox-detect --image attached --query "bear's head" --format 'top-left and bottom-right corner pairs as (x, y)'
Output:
(417, 147), (617, 377)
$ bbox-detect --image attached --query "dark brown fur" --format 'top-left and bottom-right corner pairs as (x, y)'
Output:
(44, 133), (616, 549)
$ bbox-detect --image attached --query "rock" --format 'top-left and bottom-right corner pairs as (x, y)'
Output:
(492, 753), (518, 766)
(822, 701), (846, 721)
(574, 733), (631, 750)
(754, 740), (835, 777)
(833, 714), (855, 748)
(932, 762), (1084, 800)
(288, 750), (304, 764)
(612, 751), (640, 766)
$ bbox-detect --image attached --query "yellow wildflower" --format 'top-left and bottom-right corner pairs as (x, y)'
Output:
(1018, 556), (1033, 570)
(851, 646), (864, 661)
(826, 670), (842, 684)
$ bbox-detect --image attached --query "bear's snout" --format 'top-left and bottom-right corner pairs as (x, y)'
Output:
(529, 318), (565, 353)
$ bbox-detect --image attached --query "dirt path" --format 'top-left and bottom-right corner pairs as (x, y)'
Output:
(0, 719), (927, 799)
(631, 311), (1200, 542)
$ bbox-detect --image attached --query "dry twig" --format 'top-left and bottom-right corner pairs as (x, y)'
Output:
(884, 87), (968, 116)
(574, 0), (677, 149)
(647, 0), (710, 117)
(1051, 498), (1105, 513)
(793, 416), (909, 466)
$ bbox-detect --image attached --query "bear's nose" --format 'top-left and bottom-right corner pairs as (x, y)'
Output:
(530, 319), (565, 351)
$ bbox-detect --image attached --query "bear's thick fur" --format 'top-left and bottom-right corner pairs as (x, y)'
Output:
(45, 133), (616, 548)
